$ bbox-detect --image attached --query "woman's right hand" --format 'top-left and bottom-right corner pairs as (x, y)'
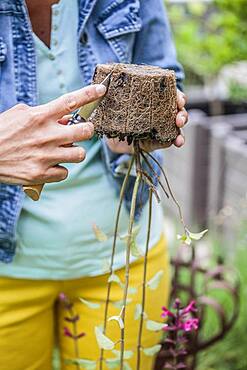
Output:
(0, 84), (106, 185)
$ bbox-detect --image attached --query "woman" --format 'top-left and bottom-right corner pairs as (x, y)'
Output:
(0, 0), (188, 369)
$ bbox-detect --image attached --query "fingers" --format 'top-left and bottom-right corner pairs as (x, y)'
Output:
(174, 134), (185, 148)
(58, 115), (72, 125)
(176, 107), (188, 128)
(176, 89), (188, 130)
(37, 84), (106, 120)
(44, 165), (69, 183)
(50, 146), (86, 165)
(177, 89), (187, 110)
(58, 122), (94, 145)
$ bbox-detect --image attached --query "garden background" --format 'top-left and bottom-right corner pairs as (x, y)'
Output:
(53, 0), (247, 368)
(162, 0), (247, 369)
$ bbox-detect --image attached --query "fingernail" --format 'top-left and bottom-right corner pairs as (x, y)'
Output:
(178, 116), (186, 127)
(96, 84), (107, 95)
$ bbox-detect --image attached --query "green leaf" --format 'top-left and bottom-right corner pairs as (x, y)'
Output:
(177, 229), (208, 245)
(94, 326), (115, 350)
(130, 239), (143, 258)
(134, 304), (142, 320)
(188, 229), (208, 241)
(106, 361), (132, 370)
(146, 320), (166, 331)
(143, 344), (162, 356)
(120, 226), (143, 257)
(65, 359), (96, 370)
(177, 234), (192, 246)
(128, 286), (137, 295)
(105, 359), (120, 369)
(120, 235), (143, 258)
(123, 362), (132, 370)
(147, 270), (164, 290)
(108, 273), (122, 285)
(101, 259), (110, 274)
(92, 223), (108, 242)
(120, 225), (141, 241)
(79, 298), (100, 310)
(112, 350), (134, 360)
(132, 225), (141, 238)
(108, 274), (136, 295)
(108, 315), (124, 329)
(113, 298), (132, 309)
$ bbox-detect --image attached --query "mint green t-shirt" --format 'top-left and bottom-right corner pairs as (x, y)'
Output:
(0, 0), (163, 280)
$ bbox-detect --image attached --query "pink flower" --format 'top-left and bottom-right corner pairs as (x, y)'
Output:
(162, 324), (169, 331)
(59, 292), (73, 310)
(174, 298), (181, 309)
(76, 332), (86, 339)
(63, 327), (85, 340)
(182, 301), (197, 315)
(64, 326), (73, 338)
(59, 293), (66, 301)
(161, 306), (174, 318)
(162, 324), (178, 332)
(182, 318), (199, 332)
(65, 315), (80, 323)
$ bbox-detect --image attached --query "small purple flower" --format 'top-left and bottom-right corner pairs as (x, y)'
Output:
(163, 324), (178, 332)
(182, 301), (197, 315)
(161, 306), (174, 318)
(64, 326), (73, 338)
(162, 324), (169, 331)
(59, 292), (66, 301)
(76, 332), (86, 339)
(65, 315), (80, 323)
(161, 299), (200, 369)
(182, 318), (199, 332)
(174, 298), (181, 309)
(63, 327), (85, 340)
(161, 300), (200, 333)
(59, 292), (73, 310)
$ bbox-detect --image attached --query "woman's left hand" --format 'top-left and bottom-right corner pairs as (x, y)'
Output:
(106, 89), (188, 154)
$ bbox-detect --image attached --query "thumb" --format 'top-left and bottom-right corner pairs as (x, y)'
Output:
(36, 84), (106, 120)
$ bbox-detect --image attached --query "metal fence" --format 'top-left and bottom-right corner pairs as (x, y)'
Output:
(162, 110), (247, 242)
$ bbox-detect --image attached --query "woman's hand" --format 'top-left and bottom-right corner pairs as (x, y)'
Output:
(0, 84), (106, 185)
(106, 89), (188, 154)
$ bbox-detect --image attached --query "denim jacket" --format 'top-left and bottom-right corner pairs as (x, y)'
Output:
(0, 0), (184, 263)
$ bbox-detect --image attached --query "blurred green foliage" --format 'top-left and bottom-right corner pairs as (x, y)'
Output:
(197, 224), (247, 370)
(166, 0), (247, 84)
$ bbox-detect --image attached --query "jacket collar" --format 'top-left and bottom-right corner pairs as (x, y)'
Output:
(78, 0), (98, 34)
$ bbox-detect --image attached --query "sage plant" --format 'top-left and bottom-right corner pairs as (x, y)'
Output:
(59, 293), (85, 370)
(161, 299), (199, 370)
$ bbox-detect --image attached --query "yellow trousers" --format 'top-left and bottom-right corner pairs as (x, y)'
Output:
(0, 237), (170, 370)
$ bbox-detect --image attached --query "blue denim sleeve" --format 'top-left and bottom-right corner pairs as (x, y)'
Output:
(133, 0), (184, 91)
(101, 0), (184, 219)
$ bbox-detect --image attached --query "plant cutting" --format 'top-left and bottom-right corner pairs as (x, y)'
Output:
(58, 62), (208, 370)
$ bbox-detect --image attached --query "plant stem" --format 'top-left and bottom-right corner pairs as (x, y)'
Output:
(140, 151), (169, 199)
(99, 156), (135, 370)
(68, 306), (80, 370)
(120, 169), (142, 370)
(136, 190), (153, 369)
(142, 150), (187, 234)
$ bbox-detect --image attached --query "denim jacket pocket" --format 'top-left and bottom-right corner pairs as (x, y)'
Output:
(0, 37), (7, 72)
(96, 0), (142, 62)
